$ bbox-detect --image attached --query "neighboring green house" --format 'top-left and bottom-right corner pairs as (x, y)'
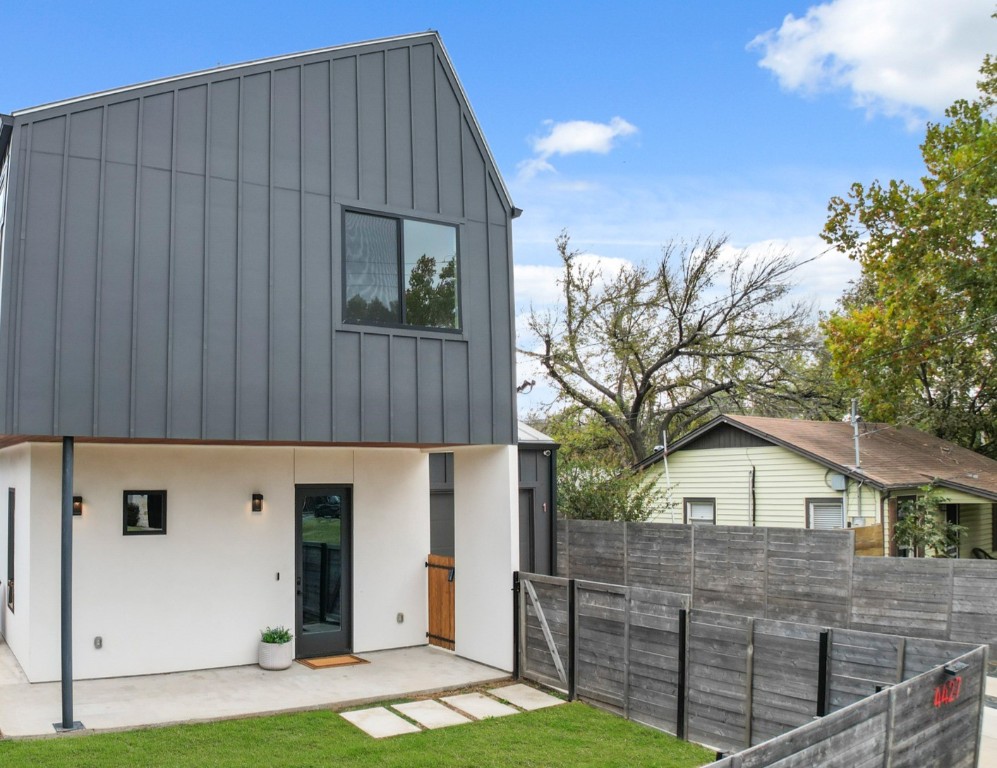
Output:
(637, 414), (997, 558)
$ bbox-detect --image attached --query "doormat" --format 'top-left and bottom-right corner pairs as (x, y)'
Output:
(297, 655), (369, 669)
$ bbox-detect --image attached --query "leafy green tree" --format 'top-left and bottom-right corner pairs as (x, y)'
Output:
(522, 233), (828, 465)
(405, 254), (457, 328)
(893, 486), (966, 558)
(822, 53), (997, 454)
(557, 458), (657, 522)
(525, 407), (660, 521)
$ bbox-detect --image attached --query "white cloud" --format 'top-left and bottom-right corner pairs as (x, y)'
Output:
(749, 0), (994, 122)
(532, 116), (638, 158)
(517, 116), (637, 179)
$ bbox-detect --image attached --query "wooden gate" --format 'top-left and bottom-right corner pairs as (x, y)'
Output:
(426, 554), (455, 650)
(854, 524), (885, 556)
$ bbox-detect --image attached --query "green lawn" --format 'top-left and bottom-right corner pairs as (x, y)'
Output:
(0, 702), (714, 768)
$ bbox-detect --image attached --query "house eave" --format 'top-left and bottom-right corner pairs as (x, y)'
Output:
(635, 414), (890, 489)
(0, 114), (12, 163)
(879, 478), (997, 503)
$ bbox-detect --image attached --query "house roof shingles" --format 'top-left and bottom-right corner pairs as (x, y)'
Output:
(671, 414), (997, 502)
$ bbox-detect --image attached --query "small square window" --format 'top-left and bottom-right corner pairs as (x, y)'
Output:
(685, 498), (715, 525)
(123, 491), (167, 535)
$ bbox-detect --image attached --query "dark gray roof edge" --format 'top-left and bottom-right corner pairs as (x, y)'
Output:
(0, 115), (12, 164)
(433, 36), (514, 211)
(634, 414), (888, 489)
(13, 32), (438, 117)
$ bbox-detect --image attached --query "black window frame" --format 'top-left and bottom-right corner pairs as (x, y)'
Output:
(341, 208), (462, 332)
(122, 490), (168, 536)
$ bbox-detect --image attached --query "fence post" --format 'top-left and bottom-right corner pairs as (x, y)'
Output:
(817, 629), (830, 716)
(567, 578), (577, 701)
(945, 559), (955, 642)
(745, 617), (755, 749)
(623, 586), (631, 719)
(512, 571), (520, 679)
(683, 609), (693, 740)
(623, 521), (629, 586)
(763, 527), (770, 619)
(975, 648), (989, 768)
(895, 637), (906, 683)
(883, 685), (897, 768)
(690, 523), (696, 600)
(676, 608), (687, 739)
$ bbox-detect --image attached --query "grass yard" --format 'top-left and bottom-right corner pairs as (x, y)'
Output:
(0, 701), (715, 768)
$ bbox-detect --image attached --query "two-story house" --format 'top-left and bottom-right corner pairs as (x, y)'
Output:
(0, 33), (520, 690)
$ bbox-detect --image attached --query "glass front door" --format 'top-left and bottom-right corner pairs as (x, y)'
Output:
(295, 485), (352, 658)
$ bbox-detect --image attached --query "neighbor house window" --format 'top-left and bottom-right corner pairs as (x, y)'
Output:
(807, 498), (844, 529)
(123, 491), (167, 535)
(684, 498), (715, 525)
(344, 210), (459, 330)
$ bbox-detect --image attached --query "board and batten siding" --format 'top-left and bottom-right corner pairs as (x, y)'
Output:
(645, 445), (881, 527)
(0, 33), (516, 445)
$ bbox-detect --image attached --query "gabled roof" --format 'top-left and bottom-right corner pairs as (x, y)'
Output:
(639, 414), (997, 501)
(10, 32), (515, 213)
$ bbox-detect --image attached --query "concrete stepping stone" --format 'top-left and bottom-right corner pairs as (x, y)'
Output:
(488, 683), (564, 711)
(987, 676), (997, 698)
(341, 706), (421, 738)
(393, 699), (471, 729)
(442, 692), (519, 719)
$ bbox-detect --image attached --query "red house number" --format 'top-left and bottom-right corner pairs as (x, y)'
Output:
(933, 677), (962, 707)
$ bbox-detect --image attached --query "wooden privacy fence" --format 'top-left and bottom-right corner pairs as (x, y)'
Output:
(557, 519), (997, 651)
(704, 646), (988, 768)
(517, 571), (989, 766)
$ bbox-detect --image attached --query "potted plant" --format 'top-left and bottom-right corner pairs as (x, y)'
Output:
(259, 625), (294, 670)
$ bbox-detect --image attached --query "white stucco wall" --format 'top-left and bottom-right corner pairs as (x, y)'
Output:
(6, 442), (435, 682)
(453, 445), (517, 672)
(351, 450), (430, 652)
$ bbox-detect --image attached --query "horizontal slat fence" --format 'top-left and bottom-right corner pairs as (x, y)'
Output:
(518, 572), (987, 768)
(558, 519), (997, 652)
(705, 647), (987, 768)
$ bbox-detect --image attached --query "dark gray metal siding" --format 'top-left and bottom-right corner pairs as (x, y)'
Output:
(0, 35), (516, 444)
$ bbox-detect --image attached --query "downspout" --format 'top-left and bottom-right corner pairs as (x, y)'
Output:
(549, 445), (558, 576)
(749, 467), (756, 527)
(661, 431), (675, 524)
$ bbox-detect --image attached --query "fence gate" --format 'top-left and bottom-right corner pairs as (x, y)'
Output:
(427, 554), (455, 650)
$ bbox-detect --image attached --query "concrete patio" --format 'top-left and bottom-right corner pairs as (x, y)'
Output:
(0, 639), (509, 738)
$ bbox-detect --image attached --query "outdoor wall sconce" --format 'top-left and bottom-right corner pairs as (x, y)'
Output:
(72, 496), (83, 516)
(252, 493), (264, 513)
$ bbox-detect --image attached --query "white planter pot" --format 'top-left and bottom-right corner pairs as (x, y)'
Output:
(259, 640), (294, 670)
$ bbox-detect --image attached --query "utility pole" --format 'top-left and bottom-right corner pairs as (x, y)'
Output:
(851, 398), (861, 470)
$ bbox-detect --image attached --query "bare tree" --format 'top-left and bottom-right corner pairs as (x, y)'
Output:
(521, 233), (828, 464)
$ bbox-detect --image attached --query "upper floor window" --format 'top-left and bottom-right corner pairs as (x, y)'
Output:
(344, 211), (459, 330)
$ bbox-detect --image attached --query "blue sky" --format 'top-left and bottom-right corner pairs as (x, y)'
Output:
(5, 0), (994, 410)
